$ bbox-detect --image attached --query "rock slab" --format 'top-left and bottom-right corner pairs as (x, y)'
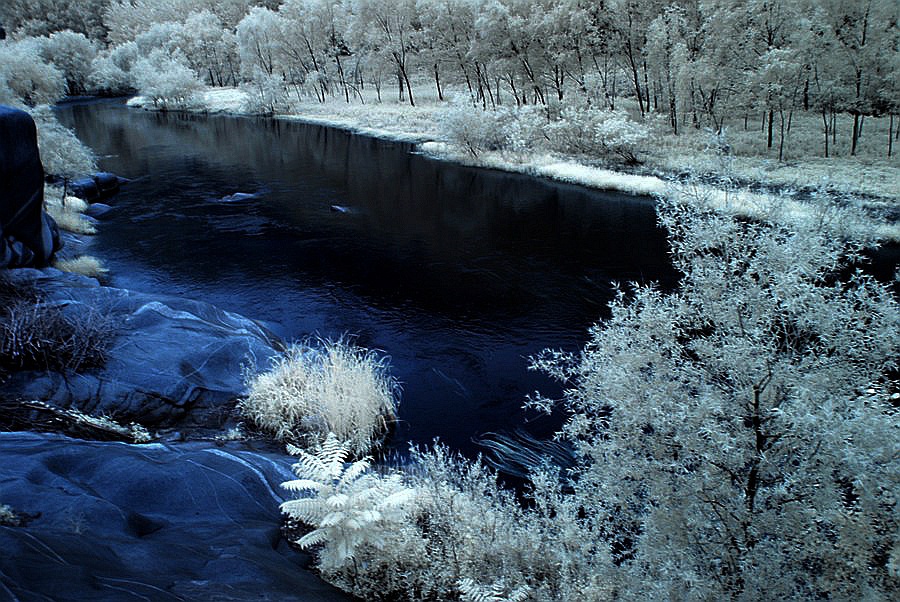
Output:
(0, 431), (353, 601)
(1, 268), (283, 428)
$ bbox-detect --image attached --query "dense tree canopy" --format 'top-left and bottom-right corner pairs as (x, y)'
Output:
(3, 0), (897, 155)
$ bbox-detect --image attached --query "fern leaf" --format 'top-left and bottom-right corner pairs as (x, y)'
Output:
(338, 458), (371, 487)
(297, 528), (329, 549)
(326, 493), (350, 508)
(282, 479), (327, 493)
(320, 511), (347, 527)
(281, 499), (325, 523)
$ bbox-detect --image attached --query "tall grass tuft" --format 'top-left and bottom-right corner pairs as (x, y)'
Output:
(241, 337), (399, 457)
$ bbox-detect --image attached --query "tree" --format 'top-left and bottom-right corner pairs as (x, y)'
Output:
(346, 0), (421, 106)
(235, 6), (283, 78)
(178, 11), (239, 87)
(0, 38), (65, 107)
(532, 186), (900, 599)
(0, 0), (108, 41)
(131, 49), (204, 109)
(37, 30), (97, 96)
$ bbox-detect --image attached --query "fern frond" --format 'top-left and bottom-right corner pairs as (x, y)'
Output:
(282, 479), (327, 493)
(297, 529), (329, 549)
(320, 511), (348, 528)
(326, 493), (350, 508)
(291, 453), (329, 481)
(320, 433), (350, 470)
(281, 499), (326, 523)
(338, 458), (371, 486)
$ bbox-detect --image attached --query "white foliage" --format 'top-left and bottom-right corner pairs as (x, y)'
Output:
(241, 337), (399, 458)
(531, 181), (900, 599)
(130, 49), (204, 109)
(458, 578), (530, 602)
(37, 30), (97, 96)
(548, 106), (649, 163)
(281, 433), (415, 570)
(239, 67), (288, 115)
(0, 38), (65, 107)
(30, 105), (96, 179)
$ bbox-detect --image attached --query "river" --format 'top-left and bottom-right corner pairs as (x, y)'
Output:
(56, 99), (676, 458)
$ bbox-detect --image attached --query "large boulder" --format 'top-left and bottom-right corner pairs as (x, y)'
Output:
(0, 105), (61, 268)
(0, 268), (283, 429)
(0, 431), (352, 601)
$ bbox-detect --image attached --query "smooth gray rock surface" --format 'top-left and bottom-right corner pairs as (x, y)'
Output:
(0, 268), (283, 428)
(0, 431), (353, 601)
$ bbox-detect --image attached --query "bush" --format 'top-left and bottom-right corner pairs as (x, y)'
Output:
(53, 255), (108, 280)
(284, 436), (613, 602)
(30, 106), (97, 181)
(439, 100), (516, 158)
(131, 49), (204, 109)
(547, 107), (649, 164)
(241, 337), (399, 457)
(88, 42), (138, 95)
(240, 66), (288, 115)
(37, 30), (98, 96)
(0, 37), (65, 107)
(0, 281), (115, 374)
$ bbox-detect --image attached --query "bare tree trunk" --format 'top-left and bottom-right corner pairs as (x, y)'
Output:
(822, 109), (830, 158)
(433, 63), (443, 101)
(888, 113), (894, 158)
(778, 110), (786, 162)
(767, 108), (774, 149)
(851, 113), (860, 156)
(401, 66), (415, 107)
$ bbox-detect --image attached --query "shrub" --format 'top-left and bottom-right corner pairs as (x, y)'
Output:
(529, 184), (900, 599)
(281, 433), (415, 571)
(547, 107), (649, 164)
(37, 30), (98, 96)
(241, 337), (399, 457)
(439, 100), (515, 158)
(0, 287), (115, 374)
(288, 438), (609, 602)
(130, 49), (204, 109)
(240, 66), (288, 115)
(30, 105), (97, 180)
(88, 42), (138, 95)
(53, 255), (108, 280)
(0, 37), (65, 107)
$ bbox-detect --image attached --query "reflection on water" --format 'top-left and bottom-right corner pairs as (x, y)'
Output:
(57, 100), (676, 456)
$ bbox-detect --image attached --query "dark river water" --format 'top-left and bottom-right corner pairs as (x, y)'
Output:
(57, 99), (676, 457)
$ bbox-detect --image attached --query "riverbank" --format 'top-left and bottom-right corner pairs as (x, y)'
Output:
(127, 86), (900, 242)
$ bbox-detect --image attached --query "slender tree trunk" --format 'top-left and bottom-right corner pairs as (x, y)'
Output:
(888, 114), (894, 158)
(670, 94), (678, 135)
(642, 59), (651, 111)
(822, 109), (830, 158)
(402, 66), (415, 107)
(433, 64), (443, 101)
(630, 60), (645, 116)
(778, 110), (786, 162)
(851, 113), (860, 156)
(767, 108), (774, 149)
